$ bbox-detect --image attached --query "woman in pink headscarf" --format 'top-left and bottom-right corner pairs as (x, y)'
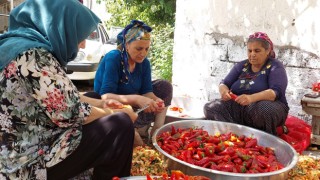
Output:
(204, 32), (289, 135)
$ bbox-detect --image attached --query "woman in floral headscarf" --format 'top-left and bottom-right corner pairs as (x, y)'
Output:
(203, 32), (289, 135)
(0, 0), (138, 179)
(94, 20), (173, 146)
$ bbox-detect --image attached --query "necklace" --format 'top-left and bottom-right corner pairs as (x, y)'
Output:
(239, 60), (272, 89)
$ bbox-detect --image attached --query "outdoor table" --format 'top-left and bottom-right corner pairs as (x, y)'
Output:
(301, 94), (320, 145)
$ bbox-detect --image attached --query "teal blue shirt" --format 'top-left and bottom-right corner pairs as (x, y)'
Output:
(94, 50), (153, 95)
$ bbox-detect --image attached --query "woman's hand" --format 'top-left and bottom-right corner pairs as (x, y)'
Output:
(219, 84), (232, 101)
(235, 94), (253, 106)
(236, 89), (276, 105)
(221, 91), (232, 101)
(136, 96), (165, 114)
(112, 105), (138, 122)
(153, 98), (165, 113)
(101, 99), (123, 109)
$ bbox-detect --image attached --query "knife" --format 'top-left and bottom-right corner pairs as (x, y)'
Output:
(135, 104), (150, 114)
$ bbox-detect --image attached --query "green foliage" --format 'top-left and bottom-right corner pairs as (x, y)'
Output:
(100, 0), (175, 81)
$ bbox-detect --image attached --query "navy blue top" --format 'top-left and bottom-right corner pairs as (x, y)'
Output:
(222, 58), (288, 105)
(94, 50), (153, 95)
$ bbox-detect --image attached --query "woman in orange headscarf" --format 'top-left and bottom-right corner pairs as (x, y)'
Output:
(204, 32), (289, 135)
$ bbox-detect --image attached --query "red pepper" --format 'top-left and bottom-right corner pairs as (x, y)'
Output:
(256, 155), (270, 169)
(112, 177), (120, 180)
(204, 146), (215, 157)
(222, 154), (232, 162)
(238, 135), (245, 141)
(218, 147), (236, 156)
(207, 136), (221, 144)
(208, 155), (225, 163)
(218, 163), (235, 172)
(194, 157), (210, 166)
(161, 173), (169, 179)
(235, 165), (247, 173)
(185, 131), (201, 140)
(265, 147), (275, 155)
(245, 139), (257, 148)
(215, 142), (226, 153)
(171, 141), (181, 149)
(171, 125), (176, 135)
(177, 138), (184, 147)
(170, 170), (185, 179)
(186, 149), (193, 159)
(193, 154), (201, 160)
(161, 145), (171, 153)
(229, 92), (238, 100)
(220, 133), (230, 141)
(233, 141), (245, 148)
(250, 159), (264, 173)
(243, 158), (253, 169)
(197, 150), (206, 159)
(267, 155), (277, 163)
(202, 162), (213, 168)
(146, 174), (153, 180)
(163, 144), (178, 151)
(268, 161), (284, 172)
(187, 140), (200, 148)
(180, 132), (191, 139)
(187, 157), (197, 165)
(233, 157), (243, 165)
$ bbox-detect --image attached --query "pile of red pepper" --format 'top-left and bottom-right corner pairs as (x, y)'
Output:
(312, 82), (320, 92)
(157, 126), (284, 173)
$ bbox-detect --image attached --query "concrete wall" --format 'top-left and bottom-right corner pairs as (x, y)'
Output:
(173, 0), (320, 121)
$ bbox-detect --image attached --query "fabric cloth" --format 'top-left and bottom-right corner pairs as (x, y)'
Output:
(204, 99), (289, 135)
(0, 0), (100, 70)
(94, 50), (153, 95)
(222, 58), (288, 106)
(248, 32), (275, 58)
(116, 20), (152, 83)
(47, 112), (134, 180)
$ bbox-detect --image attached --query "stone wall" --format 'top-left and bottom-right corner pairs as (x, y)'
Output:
(172, 0), (320, 122)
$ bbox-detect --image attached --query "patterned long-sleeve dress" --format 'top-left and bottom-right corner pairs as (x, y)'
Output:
(0, 48), (91, 180)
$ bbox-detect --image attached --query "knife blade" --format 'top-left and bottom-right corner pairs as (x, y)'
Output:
(135, 104), (150, 114)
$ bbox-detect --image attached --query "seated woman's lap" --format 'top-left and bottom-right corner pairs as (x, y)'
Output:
(204, 100), (288, 135)
(47, 112), (134, 179)
(246, 100), (288, 135)
(152, 79), (173, 107)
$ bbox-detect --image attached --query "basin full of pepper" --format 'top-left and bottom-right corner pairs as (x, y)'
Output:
(156, 126), (284, 173)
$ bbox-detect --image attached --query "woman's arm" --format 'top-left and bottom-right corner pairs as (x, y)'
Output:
(101, 93), (146, 106)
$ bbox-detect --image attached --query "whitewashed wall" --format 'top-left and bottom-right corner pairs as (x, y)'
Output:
(172, 0), (320, 121)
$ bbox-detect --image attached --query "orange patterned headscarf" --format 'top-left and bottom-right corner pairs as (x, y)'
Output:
(249, 32), (275, 58)
(116, 20), (152, 84)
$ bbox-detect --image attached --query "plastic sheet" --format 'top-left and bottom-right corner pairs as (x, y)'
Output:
(277, 115), (312, 154)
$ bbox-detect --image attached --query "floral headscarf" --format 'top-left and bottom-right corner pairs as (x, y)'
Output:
(116, 20), (152, 83)
(248, 32), (275, 58)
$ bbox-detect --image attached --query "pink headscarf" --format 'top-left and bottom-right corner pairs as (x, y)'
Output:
(249, 32), (275, 58)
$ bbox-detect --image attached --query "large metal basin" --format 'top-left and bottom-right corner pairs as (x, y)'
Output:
(152, 120), (298, 180)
